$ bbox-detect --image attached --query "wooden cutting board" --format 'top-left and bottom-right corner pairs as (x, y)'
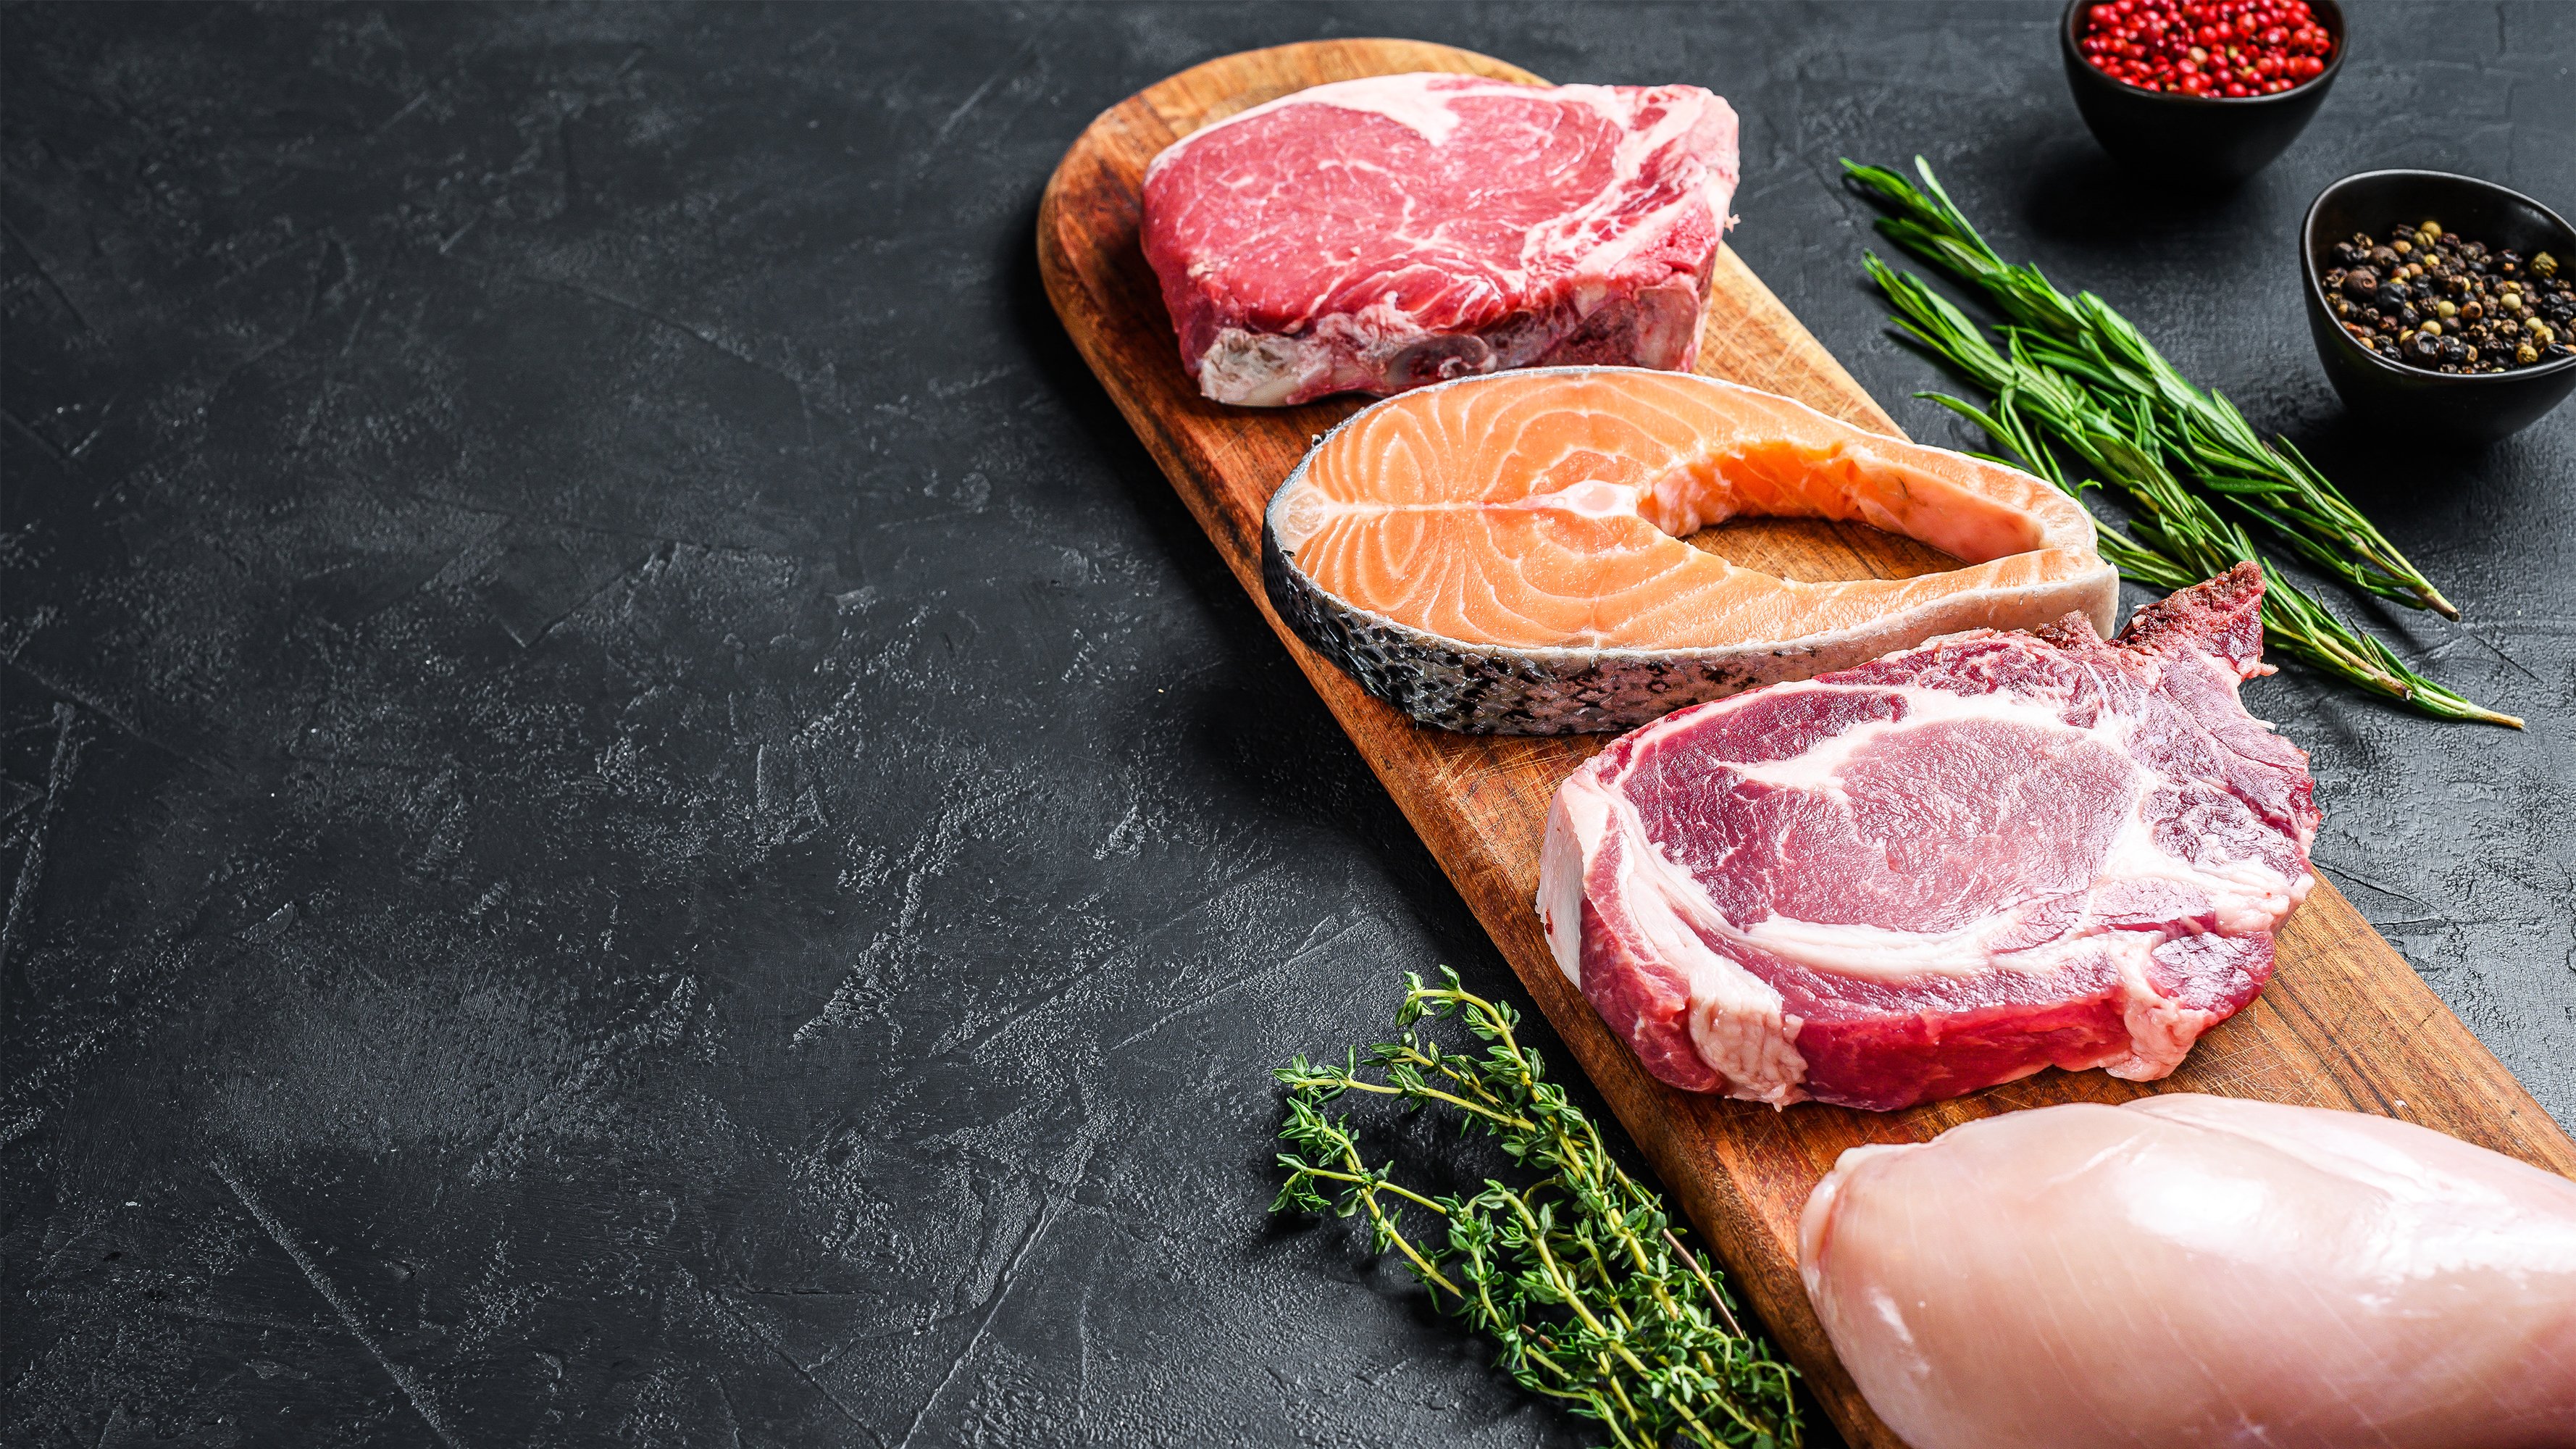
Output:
(1037, 38), (2576, 1449)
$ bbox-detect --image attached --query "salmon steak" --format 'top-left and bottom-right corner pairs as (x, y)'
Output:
(1263, 367), (2119, 732)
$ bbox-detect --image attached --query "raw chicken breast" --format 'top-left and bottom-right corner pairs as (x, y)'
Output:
(1799, 1095), (2576, 1449)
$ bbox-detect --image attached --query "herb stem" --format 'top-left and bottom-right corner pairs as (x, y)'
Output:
(1854, 247), (2520, 728)
(1272, 969), (1803, 1448)
(1295, 1069), (1537, 1131)
(1845, 157), (2459, 619)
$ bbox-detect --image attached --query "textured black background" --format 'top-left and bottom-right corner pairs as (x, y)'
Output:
(5, 4), (2570, 1446)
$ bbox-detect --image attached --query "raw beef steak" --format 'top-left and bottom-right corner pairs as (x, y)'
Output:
(1536, 566), (2317, 1111)
(1139, 74), (1739, 406)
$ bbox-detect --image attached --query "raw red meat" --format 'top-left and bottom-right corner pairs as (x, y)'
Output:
(1139, 73), (1739, 406)
(1536, 566), (2318, 1111)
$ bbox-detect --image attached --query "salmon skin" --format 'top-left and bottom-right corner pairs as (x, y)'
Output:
(1262, 367), (2119, 732)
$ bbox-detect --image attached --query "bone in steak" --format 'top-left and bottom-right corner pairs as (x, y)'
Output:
(1536, 565), (2317, 1111)
(1139, 74), (1739, 406)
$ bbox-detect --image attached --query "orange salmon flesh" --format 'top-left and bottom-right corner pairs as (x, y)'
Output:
(1269, 368), (2117, 653)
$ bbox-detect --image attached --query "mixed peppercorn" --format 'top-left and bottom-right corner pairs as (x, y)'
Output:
(2322, 226), (2572, 374)
(2078, 0), (2335, 97)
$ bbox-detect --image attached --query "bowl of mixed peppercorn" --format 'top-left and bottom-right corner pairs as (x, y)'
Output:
(2061, 0), (2344, 184)
(2304, 170), (2576, 443)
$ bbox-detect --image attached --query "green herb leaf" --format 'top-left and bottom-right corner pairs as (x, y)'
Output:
(1271, 973), (1803, 1448)
(1847, 182), (2520, 729)
(1846, 156), (2463, 621)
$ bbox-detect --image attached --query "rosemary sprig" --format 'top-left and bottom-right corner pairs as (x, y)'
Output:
(1865, 254), (2520, 727)
(1273, 968), (1802, 1449)
(1843, 157), (2460, 619)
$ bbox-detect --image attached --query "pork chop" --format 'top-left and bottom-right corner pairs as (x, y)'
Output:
(1536, 565), (2317, 1110)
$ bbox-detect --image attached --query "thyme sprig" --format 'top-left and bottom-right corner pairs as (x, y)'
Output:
(1272, 968), (1802, 1449)
(1844, 157), (2459, 619)
(1856, 250), (2519, 728)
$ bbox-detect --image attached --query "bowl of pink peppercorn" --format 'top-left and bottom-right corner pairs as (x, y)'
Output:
(2060, 0), (2345, 185)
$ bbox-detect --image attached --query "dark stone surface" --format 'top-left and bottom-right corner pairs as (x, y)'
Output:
(4, 3), (2568, 1445)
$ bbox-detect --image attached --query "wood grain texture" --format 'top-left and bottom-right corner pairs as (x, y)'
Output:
(1037, 38), (2576, 1449)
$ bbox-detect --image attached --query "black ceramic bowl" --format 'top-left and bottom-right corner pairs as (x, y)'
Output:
(2060, 0), (2343, 185)
(2302, 170), (2576, 443)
